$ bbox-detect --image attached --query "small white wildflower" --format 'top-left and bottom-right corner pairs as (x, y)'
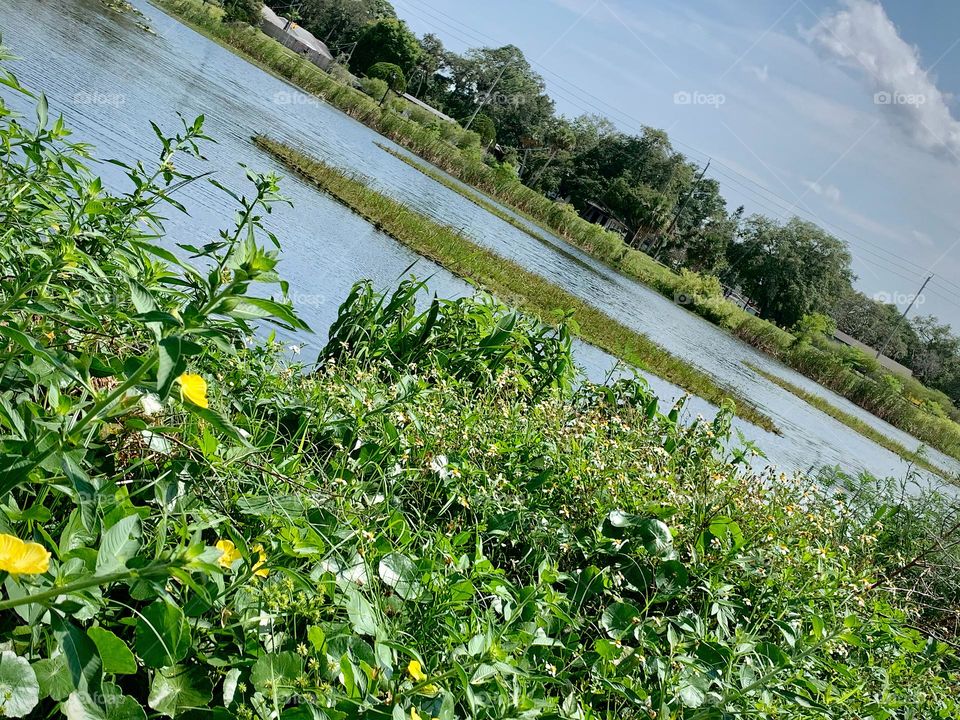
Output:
(140, 393), (164, 416)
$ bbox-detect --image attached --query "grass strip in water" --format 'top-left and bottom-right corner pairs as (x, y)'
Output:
(745, 362), (954, 481)
(254, 135), (780, 434)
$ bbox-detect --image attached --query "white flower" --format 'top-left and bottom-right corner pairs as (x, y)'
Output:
(140, 393), (164, 416)
(430, 454), (450, 479)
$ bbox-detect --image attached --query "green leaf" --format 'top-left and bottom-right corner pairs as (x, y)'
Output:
(344, 587), (377, 636)
(637, 518), (674, 558)
(135, 602), (191, 668)
(63, 684), (146, 720)
(0, 651), (40, 718)
(655, 560), (689, 597)
(157, 336), (187, 399)
(600, 602), (641, 640)
(378, 553), (425, 601)
(87, 628), (137, 675)
(147, 666), (212, 718)
(96, 515), (141, 575)
(678, 666), (710, 708)
(251, 653), (301, 702)
(33, 656), (73, 702)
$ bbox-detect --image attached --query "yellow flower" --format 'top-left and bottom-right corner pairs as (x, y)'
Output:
(177, 373), (209, 408)
(0, 534), (51, 576)
(407, 660), (427, 682)
(252, 543), (269, 578)
(410, 709), (422, 720)
(216, 539), (241, 569)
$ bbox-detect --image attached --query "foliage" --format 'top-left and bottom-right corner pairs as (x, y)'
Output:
(793, 313), (837, 343)
(367, 62), (407, 94)
(271, 0), (396, 47)
(221, 0), (262, 25)
(470, 112), (496, 147)
(728, 216), (854, 328)
(359, 76), (388, 101)
(351, 18), (421, 74)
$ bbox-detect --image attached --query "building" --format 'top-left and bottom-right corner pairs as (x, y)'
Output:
(259, 6), (334, 70)
(582, 200), (629, 237)
(832, 329), (914, 379)
(400, 94), (456, 124)
(722, 285), (761, 316)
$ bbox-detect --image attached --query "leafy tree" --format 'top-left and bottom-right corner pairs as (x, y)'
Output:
(222, 0), (262, 24)
(271, 0), (395, 46)
(351, 18), (421, 74)
(793, 313), (837, 343)
(470, 113), (496, 147)
(440, 45), (555, 148)
(727, 216), (853, 327)
(367, 62), (406, 94)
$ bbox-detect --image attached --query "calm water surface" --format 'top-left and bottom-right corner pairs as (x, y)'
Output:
(1, 0), (957, 488)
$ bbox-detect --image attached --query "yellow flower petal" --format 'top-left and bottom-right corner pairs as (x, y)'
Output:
(0, 533), (50, 575)
(178, 373), (209, 408)
(410, 709), (422, 720)
(216, 539), (241, 569)
(252, 543), (269, 578)
(407, 659), (427, 682)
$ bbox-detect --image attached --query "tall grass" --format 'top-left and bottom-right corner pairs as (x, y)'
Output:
(253, 135), (780, 432)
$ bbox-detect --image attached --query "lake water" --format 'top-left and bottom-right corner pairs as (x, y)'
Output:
(2, 0), (957, 488)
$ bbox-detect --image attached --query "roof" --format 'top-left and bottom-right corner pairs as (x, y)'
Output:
(401, 94), (455, 124)
(260, 6), (333, 62)
(832, 329), (914, 378)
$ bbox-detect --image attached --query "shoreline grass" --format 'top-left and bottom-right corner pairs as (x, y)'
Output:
(745, 362), (955, 481)
(254, 134), (780, 433)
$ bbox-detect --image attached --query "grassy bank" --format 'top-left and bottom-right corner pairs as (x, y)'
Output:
(153, 0), (960, 457)
(745, 363), (955, 480)
(254, 135), (779, 432)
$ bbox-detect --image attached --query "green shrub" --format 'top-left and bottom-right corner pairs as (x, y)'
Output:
(367, 61), (407, 94)
(359, 75), (388, 100)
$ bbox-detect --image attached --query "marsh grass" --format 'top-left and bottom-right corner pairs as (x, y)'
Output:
(254, 135), (780, 433)
(745, 362), (955, 480)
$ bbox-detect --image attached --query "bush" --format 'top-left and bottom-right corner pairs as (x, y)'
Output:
(221, 0), (261, 24)
(367, 61), (407, 94)
(359, 76), (388, 100)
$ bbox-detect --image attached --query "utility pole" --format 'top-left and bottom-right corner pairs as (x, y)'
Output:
(650, 159), (710, 260)
(876, 274), (933, 359)
(465, 62), (509, 130)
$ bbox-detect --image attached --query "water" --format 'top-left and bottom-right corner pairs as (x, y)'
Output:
(2, 0), (957, 488)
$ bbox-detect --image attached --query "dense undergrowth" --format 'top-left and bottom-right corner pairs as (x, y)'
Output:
(150, 0), (960, 463)
(2, 49), (960, 720)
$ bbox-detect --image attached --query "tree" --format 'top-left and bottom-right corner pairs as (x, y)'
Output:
(271, 0), (395, 47)
(222, 0), (262, 24)
(471, 113), (496, 147)
(727, 216), (853, 327)
(351, 18), (421, 75)
(367, 62), (407, 94)
(440, 45), (555, 149)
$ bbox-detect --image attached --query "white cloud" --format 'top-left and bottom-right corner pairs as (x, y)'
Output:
(806, 0), (960, 161)
(803, 179), (842, 202)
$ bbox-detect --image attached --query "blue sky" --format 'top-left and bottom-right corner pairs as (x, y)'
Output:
(393, 0), (960, 328)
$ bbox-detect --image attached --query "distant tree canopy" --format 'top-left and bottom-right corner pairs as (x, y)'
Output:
(470, 113), (496, 147)
(367, 62), (407, 94)
(727, 216), (854, 328)
(351, 18), (421, 74)
(271, 0), (395, 47)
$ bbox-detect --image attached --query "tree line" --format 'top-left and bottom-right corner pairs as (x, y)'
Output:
(267, 0), (960, 404)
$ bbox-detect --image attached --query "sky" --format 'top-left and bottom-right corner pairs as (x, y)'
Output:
(392, 0), (960, 329)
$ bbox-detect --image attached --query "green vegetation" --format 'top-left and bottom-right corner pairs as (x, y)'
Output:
(253, 135), (776, 433)
(367, 62), (407, 95)
(351, 17), (421, 74)
(153, 0), (960, 459)
(744, 364), (954, 480)
(3, 61), (959, 718)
